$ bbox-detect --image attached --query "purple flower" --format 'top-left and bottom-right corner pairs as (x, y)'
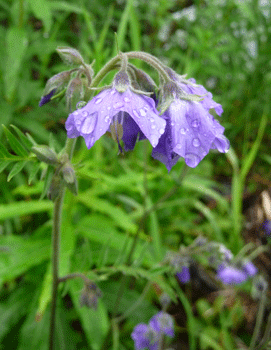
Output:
(242, 261), (257, 277)
(217, 265), (247, 285)
(39, 88), (57, 107)
(176, 266), (190, 284)
(131, 323), (158, 350)
(65, 88), (166, 151)
(262, 220), (271, 236)
(149, 312), (174, 338)
(131, 312), (175, 350)
(152, 77), (229, 171)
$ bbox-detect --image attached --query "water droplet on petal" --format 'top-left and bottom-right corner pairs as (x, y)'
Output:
(113, 102), (124, 109)
(151, 124), (156, 130)
(171, 122), (175, 126)
(180, 128), (186, 135)
(110, 90), (116, 95)
(192, 138), (200, 147)
(176, 143), (182, 149)
(139, 108), (147, 117)
(104, 115), (110, 123)
(192, 119), (199, 128)
(81, 114), (97, 134)
(124, 97), (130, 103)
(150, 134), (159, 147)
(133, 109), (140, 118)
(95, 98), (103, 104)
(107, 106), (111, 110)
(73, 111), (79, 116)
(82, 111), (88, 117)
(150, 117), (154, 122)
(185, 154), (200, 168)
(159, 128), (164, 135)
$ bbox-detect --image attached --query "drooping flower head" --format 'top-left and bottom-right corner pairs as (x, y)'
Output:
(65, 71), (166, 152)
(152, 73), (229, 171)
(131, 311), (175, 350)
(217, 264), (248, 285)
(176, 265), (190, 284)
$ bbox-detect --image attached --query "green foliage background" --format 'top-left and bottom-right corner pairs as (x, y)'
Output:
(0, 0), (271, 349)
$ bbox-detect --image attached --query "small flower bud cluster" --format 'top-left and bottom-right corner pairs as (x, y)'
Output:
(40, 47), (229, 171)
(32, 145), (78, 200)
(131, 311), (174, 350)
(79, 281), (102, 310)
(39, 47), (94, 111)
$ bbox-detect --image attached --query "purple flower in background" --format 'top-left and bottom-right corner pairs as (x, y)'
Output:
(149, 312), (175, 338)
(131, 323), (157, 350)
(242, 261), (257, 277)
(262, 220), (271, 236)
(217, 265), (247, 285)
(131, 312), (174, 350)
(176, 265), (190, 284)
(65, 88), (166, 151)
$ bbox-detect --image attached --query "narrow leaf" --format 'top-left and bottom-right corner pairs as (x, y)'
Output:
(2, 125), (29, 157)
(0, 200), (53, 221)
(7, 160), (28, 181)
(10, 125), (34, 150)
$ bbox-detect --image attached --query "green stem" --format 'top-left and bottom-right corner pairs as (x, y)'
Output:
(249, 291), (267, 350)
(48, 138), (76, 350)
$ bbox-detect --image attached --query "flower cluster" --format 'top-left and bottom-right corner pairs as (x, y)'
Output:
(217, 261), (257, 285)
(40, 48), (229, 171)
(131, 311), (174, 350)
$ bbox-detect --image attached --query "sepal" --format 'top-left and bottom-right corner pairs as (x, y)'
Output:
(56, 46), (85, 66)
(32, 145), (59, 165)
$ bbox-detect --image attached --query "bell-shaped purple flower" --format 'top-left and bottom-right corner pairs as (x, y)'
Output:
(242, 261), (257, 277)
(131, 323), (158, 350)
(65, 88), (166, 151)
(176, 265), (190, 284)
(149, 311), (175, 338)
(217, 264), (247, 285)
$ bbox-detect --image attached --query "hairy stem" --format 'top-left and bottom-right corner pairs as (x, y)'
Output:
(48, 138), (76, 350)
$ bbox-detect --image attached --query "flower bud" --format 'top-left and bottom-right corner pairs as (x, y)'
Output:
(79, 282), (102, 310)
(113, 70), (131, 93)
(48, 173), (62, 200)
(129, 65), (157, 94)
(56, 46), (84, 66)
(66, 77), (84, 112)
(61, 161), (78, 196)
(32, 145), (59, 165)
(39, 71), (72, 106)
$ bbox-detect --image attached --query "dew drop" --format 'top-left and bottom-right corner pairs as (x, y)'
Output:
(104, 116), (110, 123)
(151, 124), (156, 130)
(192, 119), (199, 128)
(133, 109), (140, 118)
(73, 111), (79, 116)
(176, 143), (182, 149)
(107, 106), (111, 110)
(180, 128), (186, 135)
(150, 134), (159, 147)
(81, 114), (97, 134)
(159, 128), (164, 135)
(139, 108), (147, 117)
(171, 122), (175, 126)
(185, 153), (200, 168)
(95, 98), (103, 104)
(113, 102), (124, 109)
(124, 97), (130, 103)
(82, 111), (89, 117)
(192, 138), (200, 147)
(150, 117), (154, 122)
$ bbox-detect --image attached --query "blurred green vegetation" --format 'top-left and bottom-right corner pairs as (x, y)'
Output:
(0, 0), (271, 349)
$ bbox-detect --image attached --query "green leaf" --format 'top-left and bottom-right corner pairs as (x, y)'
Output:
(7, 160), (28, 181)
(77, 193), (137, 234)
(0, 283), (34, 342)
(69, 278), (110, 350)
(0, 200), (53, 221)
(36, 262), (52, 320)
(4, 27), (28, 101)
(0, 236), (50, 284)
(10, 125), (34, 150)
(29, 0), (52, 33)
(28, 162), (41, 184)
(0, 161), (12, 173)
(2, 125), (29, 157)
